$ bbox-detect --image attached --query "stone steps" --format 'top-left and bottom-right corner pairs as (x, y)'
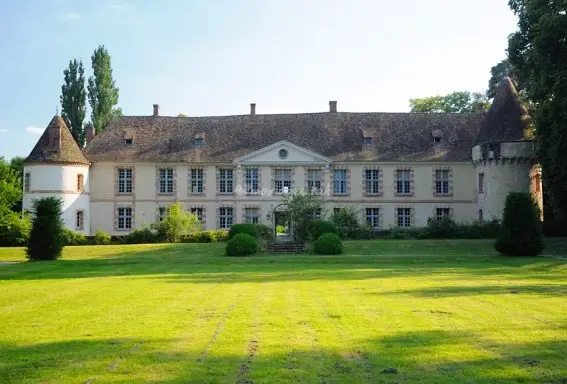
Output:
(266, 243), (305, 253)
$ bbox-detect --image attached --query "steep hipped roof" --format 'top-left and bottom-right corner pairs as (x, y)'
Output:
(83, 112), (485, 163)
(475, 77), (532, 145)
(25, 116), (89, 165)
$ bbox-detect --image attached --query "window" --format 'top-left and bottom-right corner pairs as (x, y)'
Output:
(117, 168), (133, 194)
(159, 168), (174, 194)
(436, 208), (451, 220)
(245, 168), (259, 194)
(365, 169), (380, 195)
(245, 208), (259, 224)
(24, 172), (30, 192)
(190, 169), (204, 194)
(194, 137), (205, 146)
(479, 209), (483, 222)
(534, 174), (541, 193)
(435, 170), (450, 195)
(366, 208), (380, 229)
(219, 207), (233, 229)
(219, 169), (233, 194)
(158, 207), (167, 222)
(433, 136), (442, 143)
(307, 169), (322, 193)
(364, 137), (373, 145)
(77, 174), (84, 192)
(124, 138), (133, 145)
(279, 149), (288, 159)
(397, 208), (411, 228)
(274, 169), (292, 194)
(396, 170), (411, 195)
(75, 210), (84, 230)
(190, 207), (204, 223)
(312, 209), (322, 219)
(333, 169), (347, 195)
(333, 207), (343, 215)
(117, 207), (132, 230)
(478, 173), (485, 194)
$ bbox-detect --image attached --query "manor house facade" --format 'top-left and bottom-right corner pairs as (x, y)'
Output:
(22, 78), (543, 235)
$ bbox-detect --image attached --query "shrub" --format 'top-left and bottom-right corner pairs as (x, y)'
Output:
(309, 219), (338, 240)
(255, 224), (275, 242)
(226, 233), (258, 256)
(26, 197), (65, 261)
(329, 207), (361, 239)
(423, 217), (460, 239)
(122, 226), (159, 244)
(313, 232), (343, 255)
(184, 230), (229, 243)
(0, 210), (31, 246)
(152, 203), (201, 243)
(93, 229), (112, 245)
(495, 192), (544, 256)
(61, 228), (88, 246)
(281, 192), (326, 243)
(352, 224), (375, 240)
(228, 223), (260, 240)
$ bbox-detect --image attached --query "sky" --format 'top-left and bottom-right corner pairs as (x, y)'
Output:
(0, 0), (519, 160)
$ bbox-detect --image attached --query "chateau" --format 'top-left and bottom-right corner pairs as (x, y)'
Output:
(22, 78), (543, 235)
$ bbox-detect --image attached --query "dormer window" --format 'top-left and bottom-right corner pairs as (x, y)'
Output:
(125, 138), (133, 145)
(363, 137), (373, 145)
(433, 136), (442, 143)
(194, 137), (205, 146)
(431, 128), (442, 144)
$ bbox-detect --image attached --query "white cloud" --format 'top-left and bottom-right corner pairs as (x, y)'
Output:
(26, 127), (45, 136)
(0, 129), (8, 133)
(63, 12), (81, 20)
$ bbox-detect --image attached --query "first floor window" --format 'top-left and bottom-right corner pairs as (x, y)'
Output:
(117, 168), (133, 194)
(333, 169), (347, 195)
(307, 169), (322, 193)
(219, 169), (233, 194)
(396, 170), (411, 195)
(190, 207), (204, 223)
(246, 168), (259, 194)
(365, 169), (380, 194)
(117, 207), (133, 230)
(159, 168), (174, 194)
(24, 172), (30, 192)
(219, 207), (233, 229)
(75, 210), (84, 230)
(158, 207), (167, 222)
(397, 208), (411, 228)
(479, 173), (485, 194)
(77, 174), (84, 192)
(274, 169), (292, 193)
(366, 208), (379, 229)
(435, 170), (450, 195)
(436, 208), (451, 220)
(190, 169), (204, 194)
(245, 208), (259, 224)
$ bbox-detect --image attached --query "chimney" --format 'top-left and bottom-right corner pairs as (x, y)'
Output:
(250, 103), (256, 115)
(86, 124), (95, 145)
(329, 100), (337, 113)
(153, 104), (160, 116)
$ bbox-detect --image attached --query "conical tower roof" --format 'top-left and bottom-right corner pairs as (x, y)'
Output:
(475, 77), (532, 145)
(24, 116), (90, 165)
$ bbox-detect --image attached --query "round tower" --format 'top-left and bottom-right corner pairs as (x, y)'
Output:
(472, 77), (543, 221)
(23, 116), (91, 234)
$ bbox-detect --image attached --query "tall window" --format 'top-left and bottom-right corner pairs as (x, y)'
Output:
(274, 169), (292, 193)
(246, 168), (259, 194)
(77, 174), (84, 192)
(219, 207), (233, 229)
(396, 170), (411, 195)
(117, 207), (132, 230)
(245, 208), (259, 224)
(333, 169), (347, 195)
(219, 169), (233, 194)
(190, 169), (204, 194)
(117, 168), (133, 194)
(365, 170), (380, 195)
(158, 207), (167, 222)
(534, 174), (541, 193)
(75, 210), (84, 230)
(436, 208), (451, 220)
(479, 209), (483, 222)
(24, 172), (30, 192)
(435, 170), (450, 195)
(478, 173), (485, 193)
(190, 207), (203, 223)
(366, 208), (379, 229)
(397, 208), (411, 228)
(159, 168), (174, 194)
(307, 169), (322, 193)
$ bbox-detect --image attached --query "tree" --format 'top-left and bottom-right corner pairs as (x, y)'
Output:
(152, 203), (201, 243)
(507, 0), (567, 222)
(87, 45), (120, 134)
(178, 113), (187, 117)
(0, 157), (21, 214)
(9, 156), (24, 212)
(409, 91), (490, 113)
(60, 59), (87, 146)
(26, 197), (65, 261)
(281, 191), (325, 243)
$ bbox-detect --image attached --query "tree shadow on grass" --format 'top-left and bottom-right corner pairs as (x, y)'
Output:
(1, 331), (566, 383)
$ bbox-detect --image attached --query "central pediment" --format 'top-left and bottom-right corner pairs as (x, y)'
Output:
(234, 140), (331, 165)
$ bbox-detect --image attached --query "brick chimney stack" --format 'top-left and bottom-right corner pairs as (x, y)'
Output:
(329, 100), (337, 113)
(153, 104), (160, 116)
(250, 103), (256, 115)
(86, 124), (95, 145)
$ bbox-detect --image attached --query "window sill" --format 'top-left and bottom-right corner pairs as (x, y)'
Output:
(116, 228), (132, 232)
(395, 193), (414, 197)
(433, 193), (453, 197)
(115, 192), (134, 196)
(364, 193), (382, 197)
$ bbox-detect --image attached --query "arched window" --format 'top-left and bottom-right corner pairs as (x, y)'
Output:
(478, 209), (483, 222)
(77, 174), (84, 192)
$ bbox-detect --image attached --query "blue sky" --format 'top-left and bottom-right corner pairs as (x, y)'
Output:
(0, 0), (518, 160)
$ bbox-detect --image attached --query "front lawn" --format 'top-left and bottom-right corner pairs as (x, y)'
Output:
(0, 240), (566, 383)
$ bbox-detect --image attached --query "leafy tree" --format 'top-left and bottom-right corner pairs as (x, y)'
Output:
(507, 0), (567, 221)
(87, 45), (121, 134)
(26, 197), (65, 261)
(0, 157), (22, 213)
(409, 91), (490, 113)
(152, 203), (201, 243)
(60, 59), (87, 146)
(178, 113), (187, 117)
(281, 191), (325, 243)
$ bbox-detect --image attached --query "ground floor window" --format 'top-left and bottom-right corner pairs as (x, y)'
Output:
(397, 208), (411, 228)
(435, 208), (451, 220)
(158, 207), (167, 222)
(366, 208), (379, 229)
(190, 207), (204, 224)
(117, 207), (133, 230)
(219, 207), (233, 229)
(244, 208), (259, 224)
(75, 210), (84, 230)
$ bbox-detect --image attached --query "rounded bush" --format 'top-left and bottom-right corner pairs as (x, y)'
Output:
(494, 192), (544, 256)
(313, 232), (343, 255)
(228, 224), (260, 240)
(94, 229), (112, 245)
(226, 233), (258, 256)
(309, 219), (338, 240)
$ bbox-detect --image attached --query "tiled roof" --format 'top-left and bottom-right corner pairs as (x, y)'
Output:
(25, 116), (90, 165)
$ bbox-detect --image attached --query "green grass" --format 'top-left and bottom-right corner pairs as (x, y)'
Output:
(0, 239), (566, 384)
